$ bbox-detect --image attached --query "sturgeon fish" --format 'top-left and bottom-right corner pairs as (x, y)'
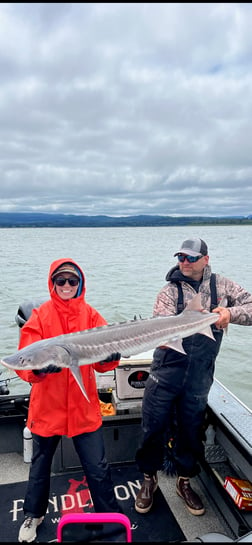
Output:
(0, 293), (219, 402)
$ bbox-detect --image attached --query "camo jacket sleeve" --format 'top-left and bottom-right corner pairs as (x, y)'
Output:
(214, 274), (252, 325)
(153, 265), (252, 326)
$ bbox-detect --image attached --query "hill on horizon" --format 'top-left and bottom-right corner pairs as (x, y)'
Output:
(0, 212), (251, 228)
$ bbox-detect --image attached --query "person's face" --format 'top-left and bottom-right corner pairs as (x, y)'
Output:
(53, 273), (79, 300)
(177, 254), (209, 281)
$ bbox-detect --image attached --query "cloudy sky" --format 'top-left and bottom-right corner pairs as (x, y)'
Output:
(1, 3), (252, 217)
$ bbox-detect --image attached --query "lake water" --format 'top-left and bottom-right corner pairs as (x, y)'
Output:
(0, 225), (251, 409)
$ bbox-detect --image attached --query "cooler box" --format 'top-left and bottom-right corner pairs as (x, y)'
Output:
(52, 413), (143, 472)
(115, 356), (151, 400)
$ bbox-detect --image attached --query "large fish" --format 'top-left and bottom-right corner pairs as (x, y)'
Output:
(0, 293), (219, 402)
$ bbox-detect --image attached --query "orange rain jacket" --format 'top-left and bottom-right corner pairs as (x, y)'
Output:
(15, 258), (119, 437)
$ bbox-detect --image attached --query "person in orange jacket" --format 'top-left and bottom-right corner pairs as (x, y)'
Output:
(16, 258), (122, 543)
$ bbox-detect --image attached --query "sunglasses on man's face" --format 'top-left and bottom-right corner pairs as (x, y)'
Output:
(177, 254), (203, 263)
(54, 276), (79, 287)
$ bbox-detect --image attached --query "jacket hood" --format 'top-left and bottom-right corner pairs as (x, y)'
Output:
(48, 258), (85, 300)
(165, 264), (181, 282)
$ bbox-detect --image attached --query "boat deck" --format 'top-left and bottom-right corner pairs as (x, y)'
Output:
(0, 450), (230, 542)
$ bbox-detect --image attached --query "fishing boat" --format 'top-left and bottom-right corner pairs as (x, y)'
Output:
(0, 300), (251, 543)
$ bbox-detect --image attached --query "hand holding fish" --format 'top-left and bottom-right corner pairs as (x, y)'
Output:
(33, 364), (62, 376)
(100, 352), (121, 365)
(212, 307), (231, 329)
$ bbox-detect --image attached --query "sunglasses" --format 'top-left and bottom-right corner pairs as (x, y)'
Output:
(177, 254), (203, 263)
(54, 276), (79, 287)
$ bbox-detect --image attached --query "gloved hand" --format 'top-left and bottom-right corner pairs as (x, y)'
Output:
(33, 365), (62, 375)
(100, 352), (121, 364)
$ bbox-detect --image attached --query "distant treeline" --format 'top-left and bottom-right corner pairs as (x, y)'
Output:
(0, 212), (252, 228)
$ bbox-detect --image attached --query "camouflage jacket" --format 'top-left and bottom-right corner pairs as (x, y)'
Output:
(153, 264), (252, 326)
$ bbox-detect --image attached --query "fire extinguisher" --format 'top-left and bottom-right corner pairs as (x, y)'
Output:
(23, 426), (33, 463)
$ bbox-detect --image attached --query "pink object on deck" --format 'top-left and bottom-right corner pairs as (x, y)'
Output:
(57, 512), (132, 542)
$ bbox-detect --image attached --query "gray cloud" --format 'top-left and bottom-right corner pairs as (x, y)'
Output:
(0, 3), (252, 217)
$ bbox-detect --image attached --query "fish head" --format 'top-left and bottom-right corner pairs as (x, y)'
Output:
(0, 343), (70, 371)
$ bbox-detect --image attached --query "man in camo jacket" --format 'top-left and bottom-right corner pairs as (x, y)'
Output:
(135, 238), (252, 516)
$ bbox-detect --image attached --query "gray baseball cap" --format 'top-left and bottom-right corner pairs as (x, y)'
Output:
(174, 238), (208, 257)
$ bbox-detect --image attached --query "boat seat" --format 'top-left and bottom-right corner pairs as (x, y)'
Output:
(15, 298), (46, 328)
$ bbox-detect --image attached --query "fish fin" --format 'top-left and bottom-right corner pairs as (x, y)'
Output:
(198, 325), (215, 340)
(184, 293), (228, 336)
(184, 293), (203, 312)
(70, 359), (90, 402)
(218, 295), (228, 307)
(163, 340), (186, 354)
